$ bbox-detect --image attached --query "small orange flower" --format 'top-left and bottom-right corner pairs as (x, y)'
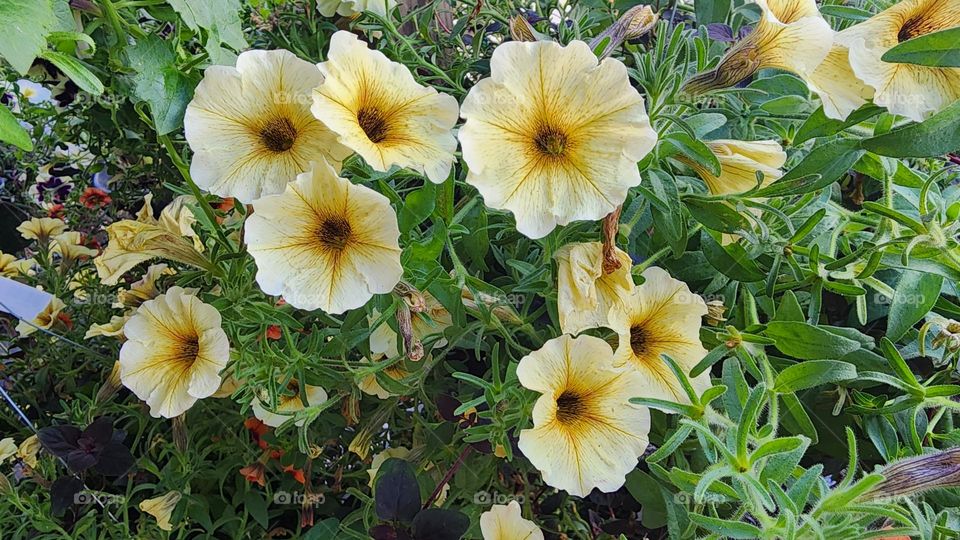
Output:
(244, 417), (268, 437)
(283, 464), (306, 484)
(79, 187), (112, 209)
(239, 462), (266, 486)
(57, 312), (74, 331)
(265, 325), (282, 340)
(48, 204), (65, 219)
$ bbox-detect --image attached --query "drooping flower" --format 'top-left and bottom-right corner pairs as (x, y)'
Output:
(119, 287), (230, 418)
(239, 461), (267, 486)
(245, 160), (403, 314)
(606, 267), (711, 403)
(79, 187), (111, 209)
(554, 242), (634, 335)
(682, 0), (833, 95)
(252, 379), (328, 427)
(357, 357), (409, 399)
(686, 139), (787, 195)
(84, 314), (131, 340)
(834, 0), (960, 122)
(459, 40), (657, 238)
(16, 297), (67, 337)
(17, 217), (66, 243)
(316, 0), (395, 17)
(139, 491), (182, 531)
(480, 500), (544, 540)
(115, 263), (176, 309)
(184, 49), (349, 202)
(51, 232), (98, 264)
(17, 435), (41, 468)
(95, 195), (211, 285)
(311, 31), (459, 183)
(517, 334), (651, 497)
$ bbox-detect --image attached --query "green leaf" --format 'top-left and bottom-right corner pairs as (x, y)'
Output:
(411, 509), (470, 540)
(756, 139), (864, 197)
(773, 360), (857, 393)
(39, 50), (103, 95)
(664, 132), (721, 176)
(695, 0), (730, 24)
(795, 104), (883, 144)
(0, 0), (57, 74)
(780, 392), (818, 444)
(683, 197), (753, 233)
(701, 231), (766, 282)
(774, 290), (805, 322)
(882, 27), (960, 67)
(645, 169), (687, 257)
(887, 271), (943, 341)
(862, 99), (960, 157)
(398, 182), (436, 234)
(126, 35), (197, 135)
(689, 514), (761, 539)
(302, 519), (340, 540)
(0, 105), (33, 151)
(167, 0), (247, 64)
(765, 321), (862, 360)
(625, 470), (668, 529)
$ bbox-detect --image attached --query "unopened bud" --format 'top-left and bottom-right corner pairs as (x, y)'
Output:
(393, 281), (426, 313)
(863, 448), (960, 501)
(601, 206), (623, 275)
(589, 5), (658, 60)
(95, 361), (123, 404)
(172, 414), (188, 453)
(704, 300), (728, 326)
(396, 304), (424, 361)
(509, 15), (538, 42)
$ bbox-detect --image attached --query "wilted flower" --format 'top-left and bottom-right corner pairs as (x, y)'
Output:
(311, 31), (459, 183)
(37, 416), (134, 475)
(480, 500), (544, 540)
(16, 297), (67, 337)
(834, 0), (960, 121)
(555, 242), (634, 335)
(509, 14), (541, 42)
(139, 491), (182, 531)
(864, 447), (960, 501)
(239, 461), (267, 486)
(85, 315), (131, 340)
(607, 267), (711, 403)
(252, 379), (328, 427)
(17, 217), (66, 243)
(17, 435), (41, 468)
(704, 300), (728, 326)
(95, 195), (211, 285)
(184, 49), (348, 202)
(517, 334), (651, 496)
(119, 287), (230, 418)
(357, 357), (409, 399)
(245, 160), (403, 314)
(316, 0), (395, 17)
(682, 0), (832, 95)
(459, 40), (657, 238)
(369, 293), (452, 358)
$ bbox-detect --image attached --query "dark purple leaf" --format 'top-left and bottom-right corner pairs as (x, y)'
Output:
(737, 25), (755, 40)
(374, 458), (421, 523)
(65, 449), (98, 472)
(38, 425), (82, 458)
(82, 416), (114, 445)
(411, 509), (469, 540)
(94, 443), (134, 476)
(50, 476), (84, 516)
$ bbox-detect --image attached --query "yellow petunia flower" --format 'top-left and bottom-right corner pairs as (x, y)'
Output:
(95, 196), (211, 285)
(480, 500), (544, 540)
(115, 263), (176, 310)
(459, 40), (657, 239)
(607, 267), (711, 403)
(51, 232), (98, 264)
(688, 139), (786, 196)
(0, 438), (16, 463)
(119, 287), (230, 418)
(17, 217), (66, 243)
(311, 31), (459, 183)
(317, 0), (394, 17)
(554, 242), (634, 335)
(517, 334), (651, 497)
(245, 160), (403, 314)
(682, 0), (833, 95)
(185, 49), (349, 202)
(0, 252), (34, 277)
(834, 0), (960, 122)
(139, 491), (182, 531)
(16, 297), (67, 337)
(357, 357), (409, 399)
(84, 314), (131, 340)
(807, 40), (876, 120)
(252, 379), (328, 427)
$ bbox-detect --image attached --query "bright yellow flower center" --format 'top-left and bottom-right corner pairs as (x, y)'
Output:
(317, 215), (353, 251)
(357, 106), (390, 143)
(259, 116), (298, 152)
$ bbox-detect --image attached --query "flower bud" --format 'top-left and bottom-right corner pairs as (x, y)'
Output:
(863, 447), (960, 501)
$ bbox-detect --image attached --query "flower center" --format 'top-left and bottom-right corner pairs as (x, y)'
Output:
(555, 391), (586, 424)
(175, 335), (200, 366)
(630, 324), (648, 357)
(898, 16), (938, 42)
(259, 117), (298, 152)
(533, 125), (568, 157)
(318, 216), (353, 251)
(357, 107), (389, 143)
